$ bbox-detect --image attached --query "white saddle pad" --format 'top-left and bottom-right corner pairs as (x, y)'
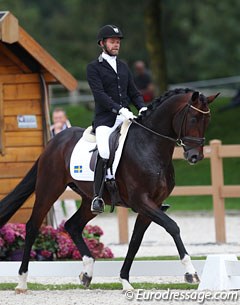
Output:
(70, 120), (131, 181)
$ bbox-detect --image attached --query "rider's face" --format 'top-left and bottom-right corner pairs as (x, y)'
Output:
(101, 37), (121, 56)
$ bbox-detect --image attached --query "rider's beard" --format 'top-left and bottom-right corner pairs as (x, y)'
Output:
(103, 43), (119, 57)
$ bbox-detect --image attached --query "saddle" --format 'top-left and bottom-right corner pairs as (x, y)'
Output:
(89, 124), (122, 172)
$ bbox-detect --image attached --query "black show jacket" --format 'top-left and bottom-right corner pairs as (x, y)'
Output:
(87, 54), (145, 129)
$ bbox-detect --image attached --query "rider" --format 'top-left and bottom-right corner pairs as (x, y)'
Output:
(87, 24), (147, 214)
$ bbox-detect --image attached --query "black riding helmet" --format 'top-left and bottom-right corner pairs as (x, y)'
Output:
(97, 25), (124, 45)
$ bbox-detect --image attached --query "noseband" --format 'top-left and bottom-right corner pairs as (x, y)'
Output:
(132, 101), (210, 148)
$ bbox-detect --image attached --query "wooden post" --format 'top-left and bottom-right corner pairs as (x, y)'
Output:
(0, 83), (5, 155)
(117, 207), (129, 244)
(210, 140), (226, 243)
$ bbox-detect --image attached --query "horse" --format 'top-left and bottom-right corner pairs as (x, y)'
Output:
(0, 88), (218, 292)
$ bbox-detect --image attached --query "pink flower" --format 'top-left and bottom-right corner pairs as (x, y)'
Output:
(57, 233), (74, 258)
(72, 249), (81, 260)
(57, 221), (66, 233)
(0, 237), (5, 247)
(39, 225), (57, 238)
(102, 247), (114, 259)
(4, 230), (15, 244)
(0, 224), (15, 244)
(0, 221), (113, 261)
(30, 250), (36, 258)
(84, 225), (103, 237)
(40, 250), (52, 258)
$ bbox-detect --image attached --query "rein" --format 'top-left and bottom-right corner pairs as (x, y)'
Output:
(132, 103), (210, 147)
(131, 119), (181, 144)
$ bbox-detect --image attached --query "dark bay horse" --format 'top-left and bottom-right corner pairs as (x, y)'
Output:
(0, 88), (218, 292)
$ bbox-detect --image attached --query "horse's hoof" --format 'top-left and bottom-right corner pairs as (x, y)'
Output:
(15, 288), (28, 294)
(79, 272), (92, 288)
(184, 272), (200, 284)
(161, 203), (170, 212)
(119, 277), (134, 291)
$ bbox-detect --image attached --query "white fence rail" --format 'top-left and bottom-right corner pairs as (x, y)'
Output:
(50, 75), (240, 105)
(0, 260), (204, 277)
(2, 255), (240, 291)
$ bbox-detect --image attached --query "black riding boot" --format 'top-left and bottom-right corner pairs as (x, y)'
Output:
(91, 157), (108, 214)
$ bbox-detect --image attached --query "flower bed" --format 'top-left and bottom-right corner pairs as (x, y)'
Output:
(0, 222), (113, 261)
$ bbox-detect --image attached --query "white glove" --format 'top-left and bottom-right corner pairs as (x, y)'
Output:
(138, 107), (148, 115)
(119, 107), (135, 120)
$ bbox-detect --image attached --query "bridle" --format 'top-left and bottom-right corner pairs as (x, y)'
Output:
(132, 101), (210, 148)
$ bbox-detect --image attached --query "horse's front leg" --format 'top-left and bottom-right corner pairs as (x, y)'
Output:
(120, 214), (151, 290)
(139, 198), (200, 284)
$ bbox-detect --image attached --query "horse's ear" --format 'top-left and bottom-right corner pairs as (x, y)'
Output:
(191, 91), (199, 103)
(207, 92), (220, 104)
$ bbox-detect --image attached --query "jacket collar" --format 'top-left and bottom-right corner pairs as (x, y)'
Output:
(98, 54), (119, 74)
(98, 53), (119, 63)
(98, 54), (104, 62)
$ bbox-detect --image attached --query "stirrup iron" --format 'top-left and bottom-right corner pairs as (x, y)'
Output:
(91, 196), (105, 215)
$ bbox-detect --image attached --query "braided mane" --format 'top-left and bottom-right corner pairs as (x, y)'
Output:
(151, 88), (194, 108)
(138, 88), (195, 120)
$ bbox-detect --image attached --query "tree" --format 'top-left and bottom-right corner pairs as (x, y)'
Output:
(2, 0), (240, 84)
(144, 0), (168, 93)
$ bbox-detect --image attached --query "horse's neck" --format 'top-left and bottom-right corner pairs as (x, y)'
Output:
(135, 102), (178, 161)
(142, 103), (177, 140)
(129, 121), (176, 164)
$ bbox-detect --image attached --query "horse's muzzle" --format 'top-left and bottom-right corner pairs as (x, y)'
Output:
(184, 148), (203, 164)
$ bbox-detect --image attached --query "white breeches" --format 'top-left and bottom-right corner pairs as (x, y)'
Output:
(96, 114), (125, 159)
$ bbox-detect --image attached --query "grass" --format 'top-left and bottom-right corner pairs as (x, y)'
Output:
(98, 255), (207, 261)
(0, 282), (198, 291)
(51, 97), (240, 211)
(167, 196), (240, 211)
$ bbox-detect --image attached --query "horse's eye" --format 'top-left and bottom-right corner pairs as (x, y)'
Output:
(190, 117), (197, 124)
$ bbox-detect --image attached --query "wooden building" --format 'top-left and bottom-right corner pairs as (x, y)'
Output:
(0, 11), (78, 223)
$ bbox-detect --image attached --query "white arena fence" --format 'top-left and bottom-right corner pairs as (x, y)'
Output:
(1, 254), (240, 291)
(50, 75), (240, 105)
(0, 260), (204, 277)
(0, 254), (240, 291)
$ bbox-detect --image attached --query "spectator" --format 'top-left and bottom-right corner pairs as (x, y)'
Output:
(50, 107), (77, 228)
(133, 60), (155, 103)
(50, 107), (71, 137)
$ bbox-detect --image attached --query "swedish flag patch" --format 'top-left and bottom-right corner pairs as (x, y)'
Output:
(74, 165), (83, 173)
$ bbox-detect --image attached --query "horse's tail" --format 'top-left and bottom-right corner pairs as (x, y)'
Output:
(0, 159), (39, 227)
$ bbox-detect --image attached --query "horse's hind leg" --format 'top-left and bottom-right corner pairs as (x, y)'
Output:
(64, 196), (97, 287)
(15, 178), (66, 293)
(119, 214), (151, 290)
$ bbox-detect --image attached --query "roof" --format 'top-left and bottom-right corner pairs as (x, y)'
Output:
(0, 11), (78, 91)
